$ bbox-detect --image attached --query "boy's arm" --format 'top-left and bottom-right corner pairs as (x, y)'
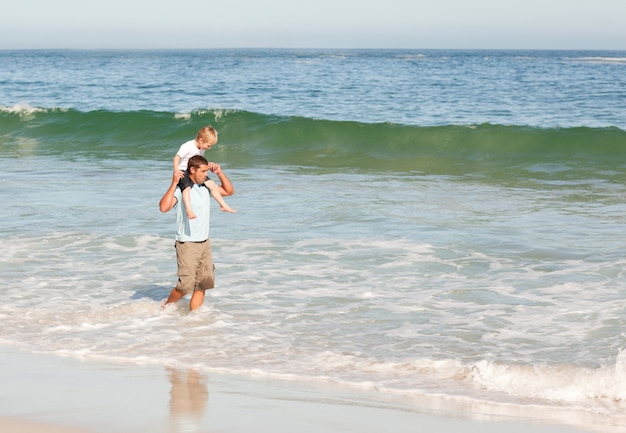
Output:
(173, 155), (182, 172)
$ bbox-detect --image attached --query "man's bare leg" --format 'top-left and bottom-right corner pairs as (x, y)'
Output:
(189, 290), (206, 311)
(163, 287), (184, 307)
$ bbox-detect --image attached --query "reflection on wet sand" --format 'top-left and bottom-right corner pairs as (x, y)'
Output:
(167, 367), (209, 433)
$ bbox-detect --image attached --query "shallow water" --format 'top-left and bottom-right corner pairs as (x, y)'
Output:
(1, 49), (626, 424)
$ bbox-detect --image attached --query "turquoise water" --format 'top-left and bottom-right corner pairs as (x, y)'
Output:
(1, 49), (626, 428)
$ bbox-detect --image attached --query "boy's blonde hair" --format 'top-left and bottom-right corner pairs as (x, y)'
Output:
(196, 126), (218, 144)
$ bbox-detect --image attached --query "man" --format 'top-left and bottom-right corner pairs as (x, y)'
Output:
(159, 155), (235, 311)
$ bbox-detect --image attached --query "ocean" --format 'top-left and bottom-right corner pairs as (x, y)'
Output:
(1, 49), (626, 428)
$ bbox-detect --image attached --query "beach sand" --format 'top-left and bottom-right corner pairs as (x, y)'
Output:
(0, 348), (595, 433)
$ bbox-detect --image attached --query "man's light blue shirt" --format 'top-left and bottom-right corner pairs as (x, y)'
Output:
(174, 184), (211, 242)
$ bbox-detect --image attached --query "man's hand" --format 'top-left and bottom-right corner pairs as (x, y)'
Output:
(207, 162), (222, 174)
(160, 170), (183, 213)
(173, 169), (185, 183)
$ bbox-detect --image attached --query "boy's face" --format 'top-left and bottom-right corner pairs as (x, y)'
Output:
(198, 136), (217, 150)
(189, 165), (210, 184)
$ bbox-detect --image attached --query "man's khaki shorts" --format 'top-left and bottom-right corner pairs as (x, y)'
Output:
(175, 240), (215, 295)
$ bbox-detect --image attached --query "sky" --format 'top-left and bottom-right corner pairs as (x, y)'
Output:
(1, 0), (625, 50)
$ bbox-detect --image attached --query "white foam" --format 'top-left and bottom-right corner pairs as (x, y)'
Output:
(0, 103), (47, 115)
(576, 57), (626, 65)
(469, 354), (626, 405)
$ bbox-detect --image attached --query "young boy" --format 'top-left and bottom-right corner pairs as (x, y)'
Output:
(174, 126), (236, 216)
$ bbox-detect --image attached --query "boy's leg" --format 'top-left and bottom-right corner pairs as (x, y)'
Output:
(204, 180), (236, 213)
(178, 171), (197, 219)
(182, 187), (197, 219)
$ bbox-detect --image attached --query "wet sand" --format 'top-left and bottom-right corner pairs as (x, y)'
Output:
(0, 348), (593, 433)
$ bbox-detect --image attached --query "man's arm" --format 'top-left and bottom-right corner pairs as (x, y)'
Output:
(208, 162), (235, 197)
(216, 171), (235, 197)
(159, 171), (183, 213)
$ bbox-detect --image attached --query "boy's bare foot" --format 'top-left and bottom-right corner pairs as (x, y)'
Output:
(220, 206), (237, 213)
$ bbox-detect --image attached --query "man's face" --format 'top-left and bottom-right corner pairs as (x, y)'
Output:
(189, 165), (209, 184)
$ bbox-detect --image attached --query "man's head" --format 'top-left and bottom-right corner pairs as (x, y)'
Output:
(196, 126), (218, 150)
(187, 155), (210, 184)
